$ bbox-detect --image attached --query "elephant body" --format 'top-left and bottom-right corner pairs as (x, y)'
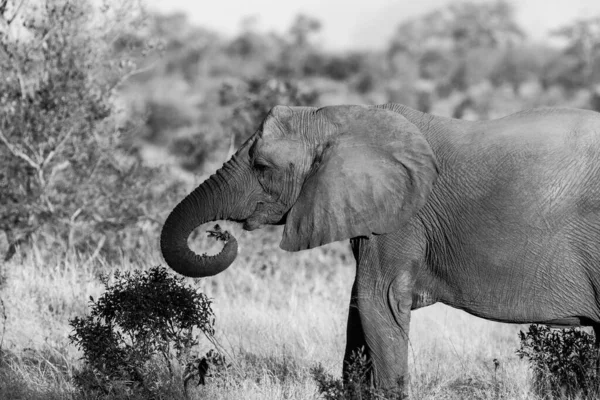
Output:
(400, 105), (600, 324)
(161, 103), (600, 397)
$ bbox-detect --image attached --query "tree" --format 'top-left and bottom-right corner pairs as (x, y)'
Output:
(288, 14), (321, 48)
(0, 0), (163, 260)
(219, 77), (320, 146)
(389, 0), (523, 56)
(551, 17), (600, 88)
(388, 1), (525, 91)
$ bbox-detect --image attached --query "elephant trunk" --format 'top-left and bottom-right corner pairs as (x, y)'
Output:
(160, 160), (249, 278)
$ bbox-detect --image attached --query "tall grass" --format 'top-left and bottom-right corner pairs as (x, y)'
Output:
(1, 222), (534, 399)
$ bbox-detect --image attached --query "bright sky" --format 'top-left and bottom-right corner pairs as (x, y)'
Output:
(147, 0), (600, 50)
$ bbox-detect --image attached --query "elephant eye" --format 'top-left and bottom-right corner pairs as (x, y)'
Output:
(253, 159), (271, 172)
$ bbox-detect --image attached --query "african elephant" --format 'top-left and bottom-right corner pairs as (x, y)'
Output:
(161, 104), (600, 397)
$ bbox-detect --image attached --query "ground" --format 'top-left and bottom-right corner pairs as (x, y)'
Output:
(1, 223), (533, 399)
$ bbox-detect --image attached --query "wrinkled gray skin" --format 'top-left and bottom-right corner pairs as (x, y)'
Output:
(161, 104), (600, 398)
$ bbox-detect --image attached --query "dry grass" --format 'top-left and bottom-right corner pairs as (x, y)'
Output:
(1, 223), (535, 399)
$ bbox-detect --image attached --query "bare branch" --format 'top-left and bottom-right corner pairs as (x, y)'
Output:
(67, 207), (83, 248)
(70, 207), (83, 224)
(0, 0), (8, 17)
(107, 62), (157, 93)
(0, 129), (54, 211)
(0, 130), (57, 212)
(0, 128), (40, 171)
(42, 192), (53, 212)
(82, 235), (106, 268)
(6, 0), (27, 26)
(47, 160), (69, 184)
(0, 298), (6, 352)
(16, 69), (27, 99)
(42, 127), (74, 168)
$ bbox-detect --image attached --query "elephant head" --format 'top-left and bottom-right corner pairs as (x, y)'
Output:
(160, 105), (438, 277)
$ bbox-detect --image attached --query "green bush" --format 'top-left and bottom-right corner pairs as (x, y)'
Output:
(69, 266), (218, 398)
(517, 324), (599, 398)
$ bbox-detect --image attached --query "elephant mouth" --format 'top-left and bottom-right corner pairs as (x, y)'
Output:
(243, 204), (289, 231)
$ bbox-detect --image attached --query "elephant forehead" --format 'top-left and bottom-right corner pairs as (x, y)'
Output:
(261, 107), (332, 141)
(254, 139), (310, 165)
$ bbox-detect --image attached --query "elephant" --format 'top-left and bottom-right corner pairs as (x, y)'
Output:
(161, 103), (600, 397)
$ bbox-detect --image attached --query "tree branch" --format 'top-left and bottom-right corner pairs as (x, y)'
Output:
(0, 0), (8, 18)
(6, 0), (27, 26)
(81, 234), (105, 267)
(0, 128), (54, 211)
(106, 62), (157, 93)
(42, 127), (74, 168)
(0, 128), (40, 171)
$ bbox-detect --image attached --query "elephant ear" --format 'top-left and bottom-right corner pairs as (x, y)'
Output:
(280, 105), (438, 251)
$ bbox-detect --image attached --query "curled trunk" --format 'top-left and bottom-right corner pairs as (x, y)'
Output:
(160, 161), (246, 277)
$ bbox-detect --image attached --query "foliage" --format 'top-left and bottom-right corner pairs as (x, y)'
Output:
(219, 78), (320, 146)
(288, 14), (322, 47)
(68, 266), (217, 397)
(387, 1), (528, 106)
(517, 324), (599, 398)
(0, 0), (171, 260)
(390, 0), (524, 55)
(311, 347), (403, 399)
(1, 1), (599, 399)
(551, 17), (600, 88)
(116, 2), (600, 183)
(4, 2), (599, 259)
(168, 130), (222, 172)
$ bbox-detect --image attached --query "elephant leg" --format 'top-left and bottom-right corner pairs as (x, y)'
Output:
(348, 236), (417, 399)
(343, 280), (369, 400)
(357, 272), (412, 399)
(594, 324), (600, 377)
(343, 280), (367, 380)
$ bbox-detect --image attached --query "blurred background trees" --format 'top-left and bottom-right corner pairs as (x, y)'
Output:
(2, 0), (600, 260)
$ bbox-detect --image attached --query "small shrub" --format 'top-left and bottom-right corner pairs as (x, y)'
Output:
(311, 347), (402, 400)
(184, 349), (229, 388)
(310, 364), (345, 400)
(69, 266), (218, 398)
(517, 324), (600, 398)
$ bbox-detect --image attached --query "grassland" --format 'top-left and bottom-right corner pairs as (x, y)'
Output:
(3, 1), (599, 398)
(0, 221), (537, 399)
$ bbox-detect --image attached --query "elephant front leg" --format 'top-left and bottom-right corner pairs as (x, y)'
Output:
(367, 270), (413, 398)
(345, 235), (420, 399)
(343, 281), (367, 385)
(345, 272), (414, 399)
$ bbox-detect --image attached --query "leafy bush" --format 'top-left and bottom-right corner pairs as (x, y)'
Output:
(517, 324), (599, 398)
(69, 266), (218, 397)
